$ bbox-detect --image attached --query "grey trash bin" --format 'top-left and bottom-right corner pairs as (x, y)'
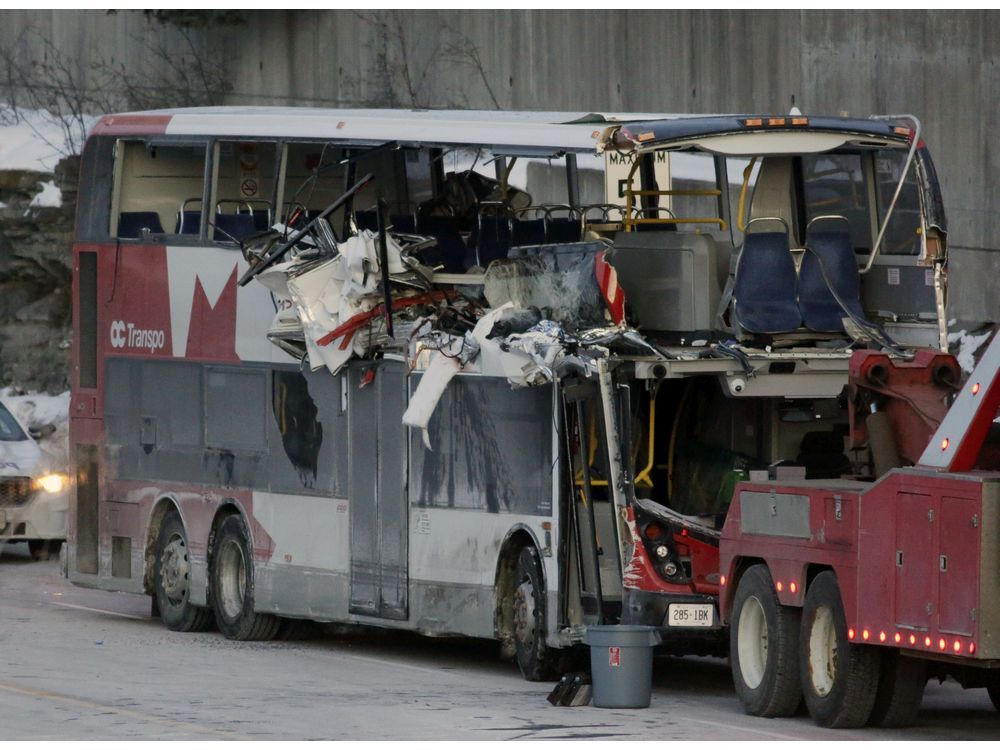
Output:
(584, 625), (662, 708)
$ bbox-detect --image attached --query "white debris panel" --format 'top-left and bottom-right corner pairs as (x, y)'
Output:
(244, 219), (663, 435)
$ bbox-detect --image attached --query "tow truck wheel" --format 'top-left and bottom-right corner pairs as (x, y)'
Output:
(154, 513), (214, 632)
(986, 674), (1000, 712)
(800, 571), (880, 728)
(730, 564), (802, 717)
(512, 545), (559, 681)
(210, 514), (280, 641)
(867, 650), (926, 728)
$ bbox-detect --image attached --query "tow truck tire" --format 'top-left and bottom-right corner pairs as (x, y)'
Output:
(512, 545), (559, 682)
(730, 564), (802, 717)
(986, 674), (1000, 712)
(154, 513), (214, 632)
(868, 650), (926, 728)
(210, 514), (280, 641)
(800, 571), (880, 728)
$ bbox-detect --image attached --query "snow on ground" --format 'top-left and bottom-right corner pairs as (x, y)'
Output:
(0, 108), (98, 173)
(28, 180), (63, 208)
(0, 388), (70, 467)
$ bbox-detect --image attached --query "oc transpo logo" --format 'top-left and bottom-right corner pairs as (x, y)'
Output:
(109, 320), (166, 353)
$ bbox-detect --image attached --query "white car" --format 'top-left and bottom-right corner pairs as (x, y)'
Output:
(0, 399), (68, 559)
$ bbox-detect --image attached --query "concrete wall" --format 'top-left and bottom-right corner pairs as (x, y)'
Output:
(223, 10), (1000, 324)
(2, 9), (998, 323)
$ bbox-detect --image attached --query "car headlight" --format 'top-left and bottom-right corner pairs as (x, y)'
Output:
(35, 473), (67, 494)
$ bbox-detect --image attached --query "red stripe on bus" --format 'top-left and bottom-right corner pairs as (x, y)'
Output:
(91, 115), (172, 136)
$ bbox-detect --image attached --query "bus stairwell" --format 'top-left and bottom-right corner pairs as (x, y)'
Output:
(560, 373), (627, 628)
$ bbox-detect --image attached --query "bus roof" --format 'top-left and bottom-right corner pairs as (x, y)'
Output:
(89, 107), (910, 155)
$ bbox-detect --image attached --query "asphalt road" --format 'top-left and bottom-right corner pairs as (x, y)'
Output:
(1, 541), (997, 741)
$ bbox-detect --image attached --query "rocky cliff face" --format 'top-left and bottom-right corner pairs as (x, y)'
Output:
(0, 157), (78, 394)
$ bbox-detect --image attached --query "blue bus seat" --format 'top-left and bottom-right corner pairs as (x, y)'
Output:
(512, 217), (546, 246)
(799, 219), (865, 332)
(214, 213), (257, 242)
(118, 211), (164, 239)
(732, 229), (801, 334)
(469, 214), (512, 268)
(174, 210), (202, 234)
(415, 215), (467, 273)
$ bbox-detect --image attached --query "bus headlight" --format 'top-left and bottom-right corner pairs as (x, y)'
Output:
(35, 473), (67, 494)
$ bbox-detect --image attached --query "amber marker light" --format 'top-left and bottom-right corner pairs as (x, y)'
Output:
(789, 582), (797, 594)
(894, 633), (902, 644)
(879, 631), (887, 643)
(768, 117), (786, 127)
(953, 640), (962, 653)
(791, 117), (809, 126)
(939, 638), (947, 651)
(941, 438), (950, 451)
(924, 636), (932, 647)
(909, 634), (916, 646)
(776, 581), (783, 592)
(745, 118), (763, 127)
(972, 382), (981, 396)
(720, 575), (726, 586)
(862, 629), (870, 641)
(848, 628), (856, 640)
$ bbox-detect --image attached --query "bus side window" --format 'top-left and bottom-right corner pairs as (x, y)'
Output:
(800, 153), (872, 252)
(874, 149), (922, 256)
(112, 141), (208, 242)
(212, 141), (279, 242)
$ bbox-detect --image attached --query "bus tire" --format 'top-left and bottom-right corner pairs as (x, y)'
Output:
(512, 545), (559, 681)
(730, 564), (802, 717)
(154, 513), (214, 632)
(28, 539), (62, 561)
(868, 650), (925, 727)
(800, 571), (880, 728)
(210, 514), (280, 641)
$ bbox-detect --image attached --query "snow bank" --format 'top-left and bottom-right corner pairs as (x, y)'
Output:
(947, 328), (994, 374)
(28, 180), (62, 208)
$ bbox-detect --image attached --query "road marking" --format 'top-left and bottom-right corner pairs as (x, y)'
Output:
(50, 601), (148, 621)
(0, 683), (246, 739)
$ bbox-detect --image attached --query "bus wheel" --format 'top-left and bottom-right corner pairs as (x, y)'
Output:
(154, 513), (214, 632)
(868, 650), (925, 727)
(210, 515), (280, 641)
(800, 571), (880, 728)
(512, 546), (558, 681)
(730, 564), (802, 717)
(28, 539), (61, 561)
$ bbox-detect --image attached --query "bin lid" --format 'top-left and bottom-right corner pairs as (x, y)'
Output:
(583, 625), (662, 647)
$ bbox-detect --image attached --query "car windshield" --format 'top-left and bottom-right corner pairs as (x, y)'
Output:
(0, 403), (27, 441)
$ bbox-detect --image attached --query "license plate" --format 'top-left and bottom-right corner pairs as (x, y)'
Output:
(667, 603), (715, 628)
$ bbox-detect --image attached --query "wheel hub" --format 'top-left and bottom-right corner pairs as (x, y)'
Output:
(737, 594), (768, 689)
(160, 535), (191, 604)
(808, 604), (837, 696)
(218, 538), (247, 620)
(513, 580), (536, 645)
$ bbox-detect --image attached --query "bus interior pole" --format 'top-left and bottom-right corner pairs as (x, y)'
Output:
(376, 195), (394, 339)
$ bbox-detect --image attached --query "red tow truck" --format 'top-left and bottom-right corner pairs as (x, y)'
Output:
(715, 333), (1000, 727)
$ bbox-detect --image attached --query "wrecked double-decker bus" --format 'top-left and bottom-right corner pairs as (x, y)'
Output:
(66, 108), (945, 680)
